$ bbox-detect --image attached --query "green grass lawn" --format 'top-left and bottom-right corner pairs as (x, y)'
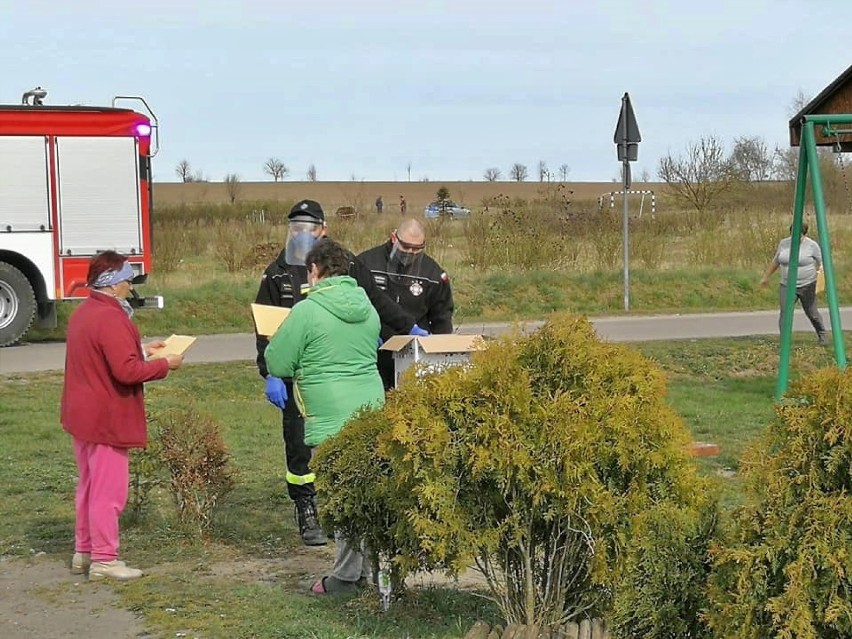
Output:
(0, 335), (843, 638)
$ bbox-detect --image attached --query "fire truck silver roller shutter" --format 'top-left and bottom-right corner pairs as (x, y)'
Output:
(56, 136), (143, 256)
(0, 262), (36, 347)
(0, 136), (50, 232)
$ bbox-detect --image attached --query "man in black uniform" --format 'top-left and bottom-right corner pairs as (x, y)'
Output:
(357, 217), (454, 390)
(254, 200), (424, 546)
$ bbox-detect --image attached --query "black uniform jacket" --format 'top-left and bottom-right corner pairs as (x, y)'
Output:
(357, 241), (454, 342)
(254, 244), (415, 377)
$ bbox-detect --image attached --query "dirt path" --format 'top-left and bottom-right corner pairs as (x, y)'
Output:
(0, 549), (488, 639)
(0, 555), (149, 639)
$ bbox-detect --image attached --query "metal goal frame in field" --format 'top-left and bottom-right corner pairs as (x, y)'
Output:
(597, 189), (656, 218)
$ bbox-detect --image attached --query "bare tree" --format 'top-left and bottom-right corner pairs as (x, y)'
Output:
(509, 163), (528, 182)
(765, 91), (817, 183)
(730, 136), (773, 182)
(224, 173), (242, 204)
(772, 145), (799, 182)
(191, 170), (208, 183)
(639, 168), (651, 182)
(557, 164), (570, 182)
(484, 167), (502, 182)
(263, 157), (288, 182)
(175, 159), (193, 183)
(538, 160), (549, 182)
(789, 89), (810, 118)
(657, 136), (735, 212)
(306, 163), (317, 181)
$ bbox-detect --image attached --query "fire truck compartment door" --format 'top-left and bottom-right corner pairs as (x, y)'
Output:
(56, 136), (142, 255)
(0, 136), (50, 231)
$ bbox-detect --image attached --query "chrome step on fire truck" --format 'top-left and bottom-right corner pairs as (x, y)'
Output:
(0, 87), (161, 346)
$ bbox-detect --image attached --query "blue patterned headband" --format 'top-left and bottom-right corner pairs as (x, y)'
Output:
(93, 261), (134, 288)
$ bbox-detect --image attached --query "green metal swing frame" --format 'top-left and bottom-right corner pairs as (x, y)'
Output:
(776, 114), (852, 399)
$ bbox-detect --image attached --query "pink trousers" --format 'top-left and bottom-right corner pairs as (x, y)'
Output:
(72, 438), (129, 562)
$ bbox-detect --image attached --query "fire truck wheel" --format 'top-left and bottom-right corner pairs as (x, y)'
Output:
(0, 262), (36, 347)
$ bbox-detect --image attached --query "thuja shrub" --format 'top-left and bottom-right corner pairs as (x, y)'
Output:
(154, 406), (237, 534)
(314, 408), (426, 593)
(610, 502), (717, 639)
(708, 368), (852, 639)
(316, 313), (711, 625)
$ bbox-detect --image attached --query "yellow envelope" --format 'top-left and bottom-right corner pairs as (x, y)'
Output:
(149, 334), (197, 360)
(251, 303), (290, 337)
(816, 270), (825, 294)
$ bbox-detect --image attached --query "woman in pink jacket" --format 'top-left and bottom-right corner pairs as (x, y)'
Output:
(61, 251), (183, 581)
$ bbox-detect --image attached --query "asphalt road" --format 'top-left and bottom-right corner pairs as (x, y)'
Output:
(3, 307), (851, 375)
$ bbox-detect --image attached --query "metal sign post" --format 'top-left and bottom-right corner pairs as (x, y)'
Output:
(613, 92), (641, 311)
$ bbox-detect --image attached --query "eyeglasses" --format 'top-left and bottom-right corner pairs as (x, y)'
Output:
(395, 237), (425, 253)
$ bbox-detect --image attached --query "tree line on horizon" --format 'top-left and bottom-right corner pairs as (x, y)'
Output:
(171, 90), (850, 213)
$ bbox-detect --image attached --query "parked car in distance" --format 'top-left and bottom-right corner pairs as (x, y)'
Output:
(423, 200), (471, 219)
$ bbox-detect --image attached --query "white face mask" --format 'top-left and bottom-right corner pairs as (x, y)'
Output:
(118, 297), (135, 318)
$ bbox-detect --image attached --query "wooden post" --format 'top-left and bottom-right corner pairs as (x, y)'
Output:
(487, 626), (504, 639)
(591, 619), (608, 639)
(464, 621), (492, 639)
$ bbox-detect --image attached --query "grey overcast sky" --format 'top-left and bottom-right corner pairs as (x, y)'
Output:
(3, 0), (850, 183)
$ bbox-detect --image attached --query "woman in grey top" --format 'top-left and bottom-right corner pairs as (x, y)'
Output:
(760, 222), (827, 345)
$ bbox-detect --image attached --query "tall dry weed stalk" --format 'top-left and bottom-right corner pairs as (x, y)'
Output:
(212, 220), (273, 272)
(462, 197), (574, 271)
(127, 439), (164, 522)
(152, 193), (852, 285)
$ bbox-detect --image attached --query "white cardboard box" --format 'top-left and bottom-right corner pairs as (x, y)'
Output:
(379, 334), (485, 387)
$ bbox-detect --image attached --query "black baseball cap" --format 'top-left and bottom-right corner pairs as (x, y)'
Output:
(288, 199), (325, 223)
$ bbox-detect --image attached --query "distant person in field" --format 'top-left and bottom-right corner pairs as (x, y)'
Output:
(357, 217), (454, 390)
(760, 221), (827, 345)
(254, 200), (424, 546)
(61, 251), (184, 582)
(375, 195), (383, 214)
(399, 195), (407, 215)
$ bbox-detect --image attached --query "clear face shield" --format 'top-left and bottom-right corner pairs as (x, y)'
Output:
(387, 234), (426, 285)
(285, 220), (323, 266)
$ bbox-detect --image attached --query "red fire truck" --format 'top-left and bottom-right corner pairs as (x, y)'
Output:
(0, 87), (160, 346)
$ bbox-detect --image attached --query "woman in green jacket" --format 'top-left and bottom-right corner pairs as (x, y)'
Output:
(265, 238), (384, 594)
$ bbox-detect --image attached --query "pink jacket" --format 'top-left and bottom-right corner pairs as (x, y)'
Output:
(61, 292), (169, 448)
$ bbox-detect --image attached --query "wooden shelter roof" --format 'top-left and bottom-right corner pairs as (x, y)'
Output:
(789, 63), (852, 152)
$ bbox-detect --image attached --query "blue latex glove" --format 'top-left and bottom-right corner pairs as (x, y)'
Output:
(377, 336), (384, 347)
(409, 324), (429, 337)
(265, 375), (288, 409)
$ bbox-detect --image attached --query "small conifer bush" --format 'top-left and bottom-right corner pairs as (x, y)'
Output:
(317, 313), (711, 625)
(154, 406), (236, 534)
(708, 367), (852, 639)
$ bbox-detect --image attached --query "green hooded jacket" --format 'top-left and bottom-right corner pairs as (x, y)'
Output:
(265, 275), (385, 446)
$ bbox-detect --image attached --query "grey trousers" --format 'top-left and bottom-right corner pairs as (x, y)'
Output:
(332, 532), (372, 583)
(779, 281), (826, 336)
(308, 446), (372, 584)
